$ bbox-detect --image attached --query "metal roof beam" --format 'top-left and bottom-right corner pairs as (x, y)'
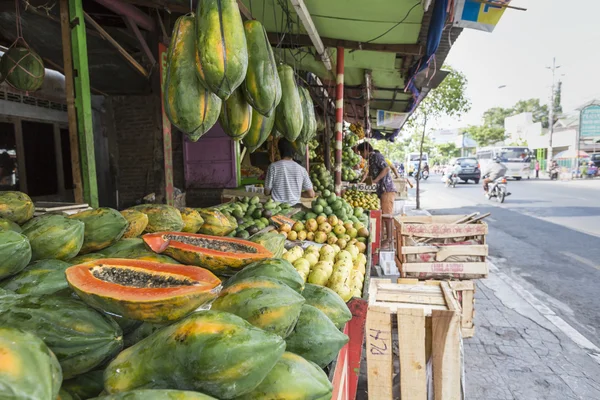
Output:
(288, 0), (332, 71)
(267, 33), (423, 56)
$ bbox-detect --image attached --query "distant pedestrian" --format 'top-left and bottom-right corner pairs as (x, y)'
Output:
(535, 160), (540, 178)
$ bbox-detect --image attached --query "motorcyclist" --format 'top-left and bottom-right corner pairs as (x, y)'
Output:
(444, 161), (461, 184)
(481, 156), (508, 194)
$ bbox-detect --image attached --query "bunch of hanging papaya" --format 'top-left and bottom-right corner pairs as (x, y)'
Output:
(164, 0), (315, 151)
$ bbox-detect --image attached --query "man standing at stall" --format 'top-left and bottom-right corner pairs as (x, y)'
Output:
(357, 142), (396, 248)
(265, 139), (315, 205)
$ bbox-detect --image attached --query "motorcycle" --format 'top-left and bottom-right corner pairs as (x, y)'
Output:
(445, 173), (458, 188)
(486, 176), (510, 203)
(416, 169), (429, 181)
(550, 166), (559, 180)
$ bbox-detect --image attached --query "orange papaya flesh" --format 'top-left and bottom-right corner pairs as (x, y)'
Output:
(66, 259), (221, 323)
(143, 232), (273, 276)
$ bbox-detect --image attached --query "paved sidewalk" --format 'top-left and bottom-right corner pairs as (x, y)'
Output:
(466, 273), (600, 400)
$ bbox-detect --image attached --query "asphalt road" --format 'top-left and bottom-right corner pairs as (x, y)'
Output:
(418, 175), (600, 348)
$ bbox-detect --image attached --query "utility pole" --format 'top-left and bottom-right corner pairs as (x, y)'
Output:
(546, 57), (560, 168)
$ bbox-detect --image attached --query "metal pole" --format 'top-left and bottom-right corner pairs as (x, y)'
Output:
(547, 57), (557, 169)
(334, 47), (344, 195)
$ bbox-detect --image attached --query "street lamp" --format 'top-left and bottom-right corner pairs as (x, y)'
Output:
(546, 58), (561, 167)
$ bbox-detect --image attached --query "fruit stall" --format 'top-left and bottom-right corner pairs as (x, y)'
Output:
(0, 0), (476, 398)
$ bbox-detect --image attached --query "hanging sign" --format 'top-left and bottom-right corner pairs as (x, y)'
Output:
(580, 105), (600, 138)
(376, 110), (408, 129)
(453, 0), (511, 32)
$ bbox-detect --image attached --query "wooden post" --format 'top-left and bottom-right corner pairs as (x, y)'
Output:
(334, 47), (344, 195)
(67, 0), (99, 207)
(59, 0), (83, 204)
(158, 42), (174, 205)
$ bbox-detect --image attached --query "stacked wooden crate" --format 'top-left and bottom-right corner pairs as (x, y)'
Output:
(393, 214), (487, 338)
(366, 278), (463, 400)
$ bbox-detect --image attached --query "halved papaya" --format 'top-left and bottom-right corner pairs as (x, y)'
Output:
(143, 232), (273, 276)
(65, 259), (221, 323)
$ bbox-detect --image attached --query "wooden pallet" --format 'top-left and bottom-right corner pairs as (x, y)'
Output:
(366, 278), (463, 400)
(394, 215), (489, 280)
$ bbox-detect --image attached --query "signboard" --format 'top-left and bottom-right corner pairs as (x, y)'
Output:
(159, 42), (174, 206)
(376, 110), (408, 129)
(453, 0), (510, 32)
(580, 105), (600, 138)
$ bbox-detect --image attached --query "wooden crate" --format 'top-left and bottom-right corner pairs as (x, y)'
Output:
(395, 279), (476, 338)
(394, 215), (489, 280)
(448, 280), (475, 338)
(366, 278), (463, 400)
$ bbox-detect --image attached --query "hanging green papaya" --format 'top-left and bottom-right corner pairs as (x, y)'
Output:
(165, 15), (221, 142)
(242, 20), (281, 116)
(275, 65), (303, 142)
(242, 110), (276, 153)
(298, 86), (317, 143)
(219, 87), (252, 140)
(195, 0), (248, 100)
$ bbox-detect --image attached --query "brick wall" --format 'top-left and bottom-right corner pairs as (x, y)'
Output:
(112, 95), (160, 208)
(111, 95), (217, 209)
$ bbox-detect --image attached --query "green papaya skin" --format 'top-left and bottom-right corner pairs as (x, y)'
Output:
(0, 291), (123, 379)
(285, 304), (349, 367)
(195, 0), (249, 100)
(242, 20), (282, 116)
(242, 111), (276, 153)
(299, 86), (317, 143)
(0, 259), (72, 296)
(165, 15), (222, 141)
(103, 310), (286, 399)
(219, 87), (253, 140)
(275, 64), (304, 141)
(0, 327), (62, 400)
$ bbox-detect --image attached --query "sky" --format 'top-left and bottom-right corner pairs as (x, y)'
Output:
(442, 0), (600, 129)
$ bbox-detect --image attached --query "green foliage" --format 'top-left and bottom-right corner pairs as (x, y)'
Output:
(372, 140), (405, 163)
(465, 125), (506, 147)
(435, 142), (461, 162)
(407, 66), (471, 134)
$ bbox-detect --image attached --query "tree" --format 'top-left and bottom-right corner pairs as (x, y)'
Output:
(483, 107), (512, 127)
(465, 125), (506, 147)
(406, 66), (471, 209)
(373, 140), (405, 163)
(512, 99), (549, 128)
(435, 142), (461, 162)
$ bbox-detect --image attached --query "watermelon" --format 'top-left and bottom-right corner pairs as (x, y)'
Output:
(0, 46), (45, 91)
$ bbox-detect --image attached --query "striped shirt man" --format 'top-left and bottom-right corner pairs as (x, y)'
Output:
(265, 160), (313, 205)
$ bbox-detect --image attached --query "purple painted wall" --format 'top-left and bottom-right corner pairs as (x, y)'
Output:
(184, 123), (239, 188)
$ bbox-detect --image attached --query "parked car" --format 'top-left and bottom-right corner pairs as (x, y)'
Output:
(590, 153), (600, 169)
(453, 157), (481, 184)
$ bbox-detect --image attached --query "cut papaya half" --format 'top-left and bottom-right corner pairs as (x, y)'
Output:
(143, 232), (273, 276)
(65, 259), (221, 323)
(270, 214), (296, 229)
